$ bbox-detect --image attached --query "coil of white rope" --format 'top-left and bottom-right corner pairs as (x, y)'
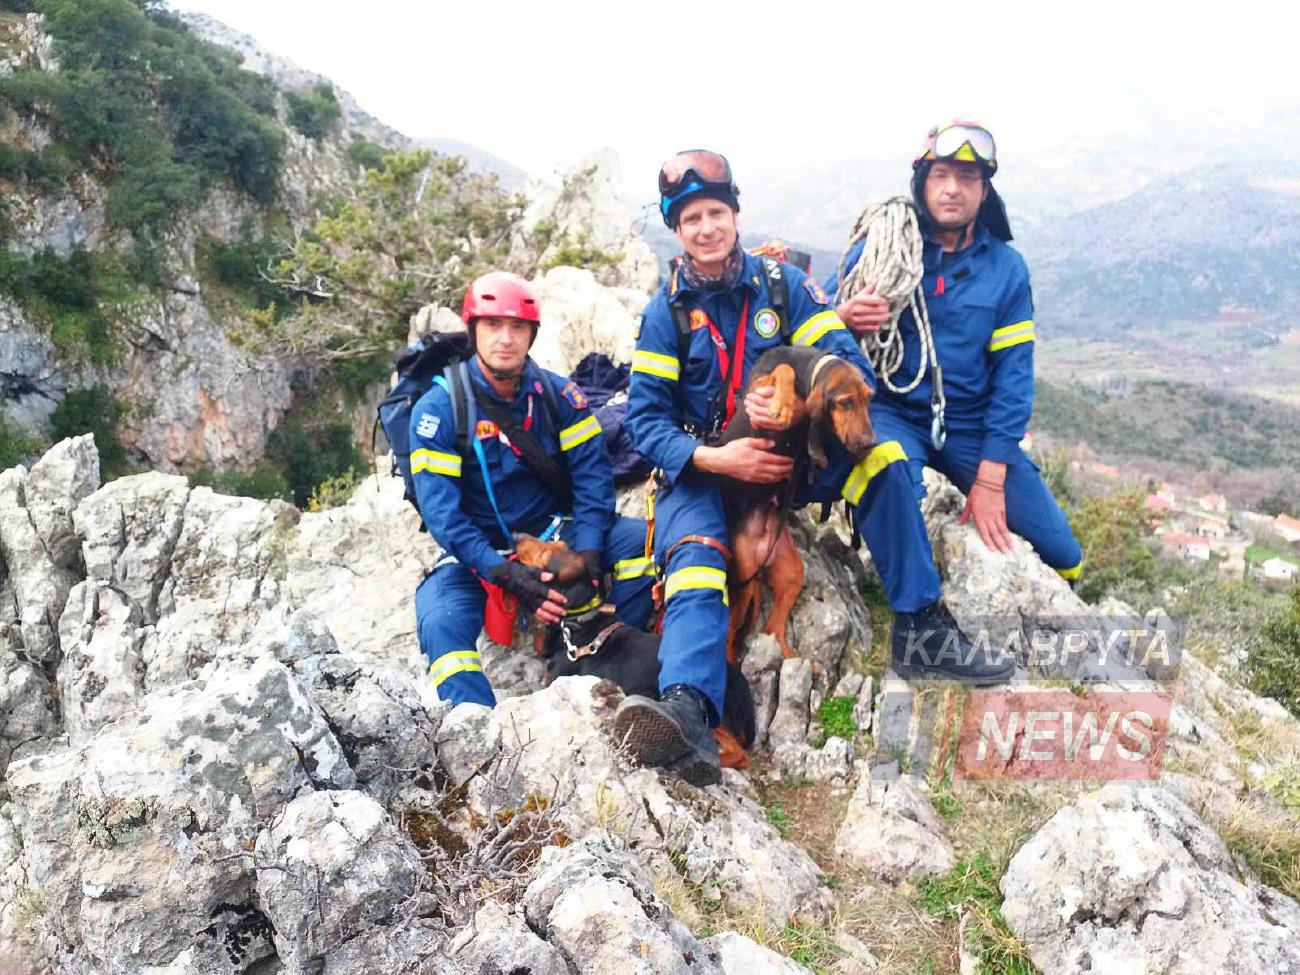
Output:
(834, 196), (947, 449)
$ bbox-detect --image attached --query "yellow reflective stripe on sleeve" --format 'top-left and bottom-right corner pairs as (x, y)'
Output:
(631, 350), (681, 381)
(663, 565), (729, 605)
(1056, 559), (1084, 581)
(411, 448), (462, 477)
(841, 440), (908, 505)
(791, 310), (846, 346)
(428, 649), (483, 686)
(559, 414), (602, 451)
(565, 595), (603, 616)
(613, 556), (655, 580)
(988, 319), (1035, 352)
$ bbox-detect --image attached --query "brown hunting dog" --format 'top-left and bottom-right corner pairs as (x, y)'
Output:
(512, 534), (757, 769)
(713, 346), (875, 661)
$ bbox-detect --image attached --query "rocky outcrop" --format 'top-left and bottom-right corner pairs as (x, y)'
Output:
(3, 431), (1300, 973)
(1002, 783), (1300, 975)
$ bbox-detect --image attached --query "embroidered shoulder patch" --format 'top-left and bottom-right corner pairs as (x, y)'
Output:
(689, 308), (711, 332)
(804, 278), (830, 305)
(561, 381), (589, 409)
(476, 420), (499, 440)
(415, 413), (440, 439)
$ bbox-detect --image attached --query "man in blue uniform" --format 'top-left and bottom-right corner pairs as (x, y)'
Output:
(616, 150), (1013, 788)
(827, 121), (1082, 590)
(409, 271), (655, 708)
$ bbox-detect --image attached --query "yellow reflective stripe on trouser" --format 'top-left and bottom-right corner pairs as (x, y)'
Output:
(663, 565), (729, 605)
(411, 448), (462, 477)
(559, 414), (602, 451)
(631, 350), (681, 381)
(841, 440), (908, 505)
(428, 649), (483, 686)
(791, 310), (846, 346)
(988, 319), (1035, 352)
(614, 556), (655, 580)
(1057, 558), (1084, 581)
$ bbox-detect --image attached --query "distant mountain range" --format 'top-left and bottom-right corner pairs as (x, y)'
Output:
(416, 137), (531, 193)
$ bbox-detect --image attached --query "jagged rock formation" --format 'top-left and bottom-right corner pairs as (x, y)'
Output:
(1, 432), (1299, 973)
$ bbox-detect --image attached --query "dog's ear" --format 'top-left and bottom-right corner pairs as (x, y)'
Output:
(806, 381), (829, 469)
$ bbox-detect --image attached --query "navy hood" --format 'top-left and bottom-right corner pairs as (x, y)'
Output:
(910, 160), (1013, 242)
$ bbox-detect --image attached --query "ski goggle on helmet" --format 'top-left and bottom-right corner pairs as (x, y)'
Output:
(658, 149), (738, 225)
(914, 121), (997, 175)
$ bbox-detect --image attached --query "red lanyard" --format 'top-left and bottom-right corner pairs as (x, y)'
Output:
(701, 295), (750, 427)
(498, 394), (534, 457)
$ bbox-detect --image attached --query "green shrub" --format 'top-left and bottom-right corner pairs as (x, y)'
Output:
(1069, 489), (1161, 603)
(48, 386), (128, 479)
(266, 418), (365, 508)
(347, 136), (387, 171)
(0, 0), (284, 234)
(195, 234), (294, 317)
(0, 413), (40, 470)
(0, 246), (118, 362)
(285, 83), (341, 140)
(1245, 586), (1300, 719)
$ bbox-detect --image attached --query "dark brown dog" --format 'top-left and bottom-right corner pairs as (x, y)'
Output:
(713, 346), (875, 661)
(513, 534), (756, 768)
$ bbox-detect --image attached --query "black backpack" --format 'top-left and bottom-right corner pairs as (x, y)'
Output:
(376, 331), (571, 528)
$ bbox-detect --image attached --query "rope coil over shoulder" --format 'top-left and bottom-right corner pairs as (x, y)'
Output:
(836, 196), (947, 450)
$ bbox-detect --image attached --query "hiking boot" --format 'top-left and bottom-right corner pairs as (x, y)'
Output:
(613, 685), (721, 787)
(891, 601), (1016, 684)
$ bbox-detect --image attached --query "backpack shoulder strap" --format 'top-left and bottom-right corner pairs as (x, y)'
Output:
(446, 360), (472, 456)
(534, 368), (564, 434)
(759, 256), (792, 344)
(667, 260), (693, 366)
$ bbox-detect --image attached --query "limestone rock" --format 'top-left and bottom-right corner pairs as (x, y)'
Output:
(834, 771), (955, 882)
(530, 265), (645, 375)
(0, 466), (80, 665)
(23, 435), (99, 570)
(0, 646), (59, 778)
(436, 703), (501, 788)
(296, 651), (442, 803)
(452, 900), (569, 975)
(255, 790), (426, 967)
(497, 678), (833, 925)
(786, 517), (873, 691)
(5, 657), (353, 973)
(56, 580), (146, 745)
(1001, 783), (1300, 975)
(768, 658), (814, 749)
(523, 837), (715, 975)
(741, 633), (784, 749)
(74, 471), (190, 623)
(772, 736), (854, 784)
(705, 930), (812, 974)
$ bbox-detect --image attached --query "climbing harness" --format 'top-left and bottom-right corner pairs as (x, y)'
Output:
(835, 196), (948, 450)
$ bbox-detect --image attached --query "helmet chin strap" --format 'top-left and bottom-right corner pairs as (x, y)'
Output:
(476, 352), (523, 384)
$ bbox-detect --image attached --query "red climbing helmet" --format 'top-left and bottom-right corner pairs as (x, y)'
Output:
(461, 271), (541, 324)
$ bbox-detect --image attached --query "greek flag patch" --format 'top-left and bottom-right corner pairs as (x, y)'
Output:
(416, 413), (440, 438)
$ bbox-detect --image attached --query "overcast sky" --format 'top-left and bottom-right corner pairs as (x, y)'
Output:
(168, 0), (1296, 211)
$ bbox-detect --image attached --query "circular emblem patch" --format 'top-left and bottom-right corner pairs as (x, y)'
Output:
(754, 308), (779, 339)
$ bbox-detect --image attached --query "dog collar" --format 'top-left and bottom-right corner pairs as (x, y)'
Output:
(809, 354), (838, 389)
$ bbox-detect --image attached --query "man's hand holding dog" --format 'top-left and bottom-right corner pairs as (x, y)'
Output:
(837, 283), (891, 335)
(743, 385), (807, 431)
(489, 561), (568, 623)
(694, 438), (793, 484)
(959, 460), (1014, 554)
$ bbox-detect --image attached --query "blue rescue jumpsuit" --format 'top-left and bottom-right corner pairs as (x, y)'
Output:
(627, 252), (943, 723)
(824, 224), (1082, 580)
(409, 357), (656, 708)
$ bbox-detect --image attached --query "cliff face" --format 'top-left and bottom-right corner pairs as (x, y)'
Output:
(0, 6), (404, 473)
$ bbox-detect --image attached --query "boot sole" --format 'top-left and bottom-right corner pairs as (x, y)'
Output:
(613, 700), (722, 787)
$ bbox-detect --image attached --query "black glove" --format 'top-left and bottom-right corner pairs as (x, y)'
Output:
(488, 560), (554, 616)
(576, 549), (605, 601)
